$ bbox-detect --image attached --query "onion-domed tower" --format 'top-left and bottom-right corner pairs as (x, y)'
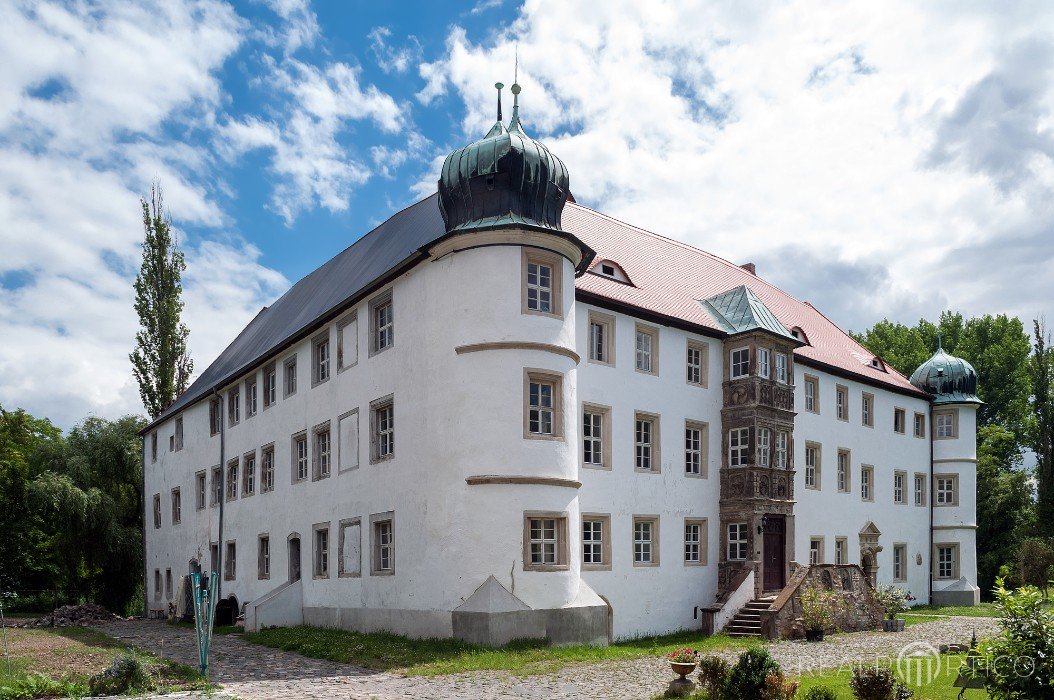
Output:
(910, 339), (981, 605)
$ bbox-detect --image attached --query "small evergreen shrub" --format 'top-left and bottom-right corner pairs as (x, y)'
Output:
(696, 655), (729, 698)
(799, 686), (838, 700)
(88, 652), (154, 696)
(723, 648), (782, 699)
(848, 665), (913, 700)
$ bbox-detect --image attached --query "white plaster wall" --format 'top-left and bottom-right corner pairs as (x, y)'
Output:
(932, 404), (979, 592)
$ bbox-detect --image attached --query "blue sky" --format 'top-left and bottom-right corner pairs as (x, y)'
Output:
(1, 0), (1053, 427)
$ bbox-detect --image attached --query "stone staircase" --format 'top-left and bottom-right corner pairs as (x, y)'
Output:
(724, 595), (776, 638)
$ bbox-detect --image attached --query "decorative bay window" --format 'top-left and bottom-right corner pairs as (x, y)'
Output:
(774, 430), (789, 468)
(730, 347), (749, 379)
(728, 427), (749, 467)
(757, 428), (771, 467)
(775, 352), (788, 383)
(757, 347), (770, 379)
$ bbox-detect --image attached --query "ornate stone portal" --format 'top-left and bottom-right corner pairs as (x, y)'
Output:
(859, 522), (883, 586)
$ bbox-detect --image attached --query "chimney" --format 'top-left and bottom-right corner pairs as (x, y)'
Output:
(740, 262), (756, 275)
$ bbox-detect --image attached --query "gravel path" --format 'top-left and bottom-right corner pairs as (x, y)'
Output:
(101, 616), (998, 700)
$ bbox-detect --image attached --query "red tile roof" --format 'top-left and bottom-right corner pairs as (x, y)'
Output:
(563, 202), (926, 398)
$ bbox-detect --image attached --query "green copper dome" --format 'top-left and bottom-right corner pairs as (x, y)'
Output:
(909, 340), (982, 405)
(438, 83), (570, 235)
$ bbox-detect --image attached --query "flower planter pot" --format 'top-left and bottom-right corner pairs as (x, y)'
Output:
(805, 629), (825, 642)
(669, 661), (698, 679)
(882, 619), (905, 632)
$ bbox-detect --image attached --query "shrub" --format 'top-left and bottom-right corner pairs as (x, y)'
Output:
(848, 665), (913, 700)
(0, 672), (87, 700)
(761, 671), (799, 700)
(800, 584), (837, 632)
(799, 687), (838, 700)
(88, 652), (154, 696)
(971, 577), (1054, 700)
(697, 655), (730, 698)
(872, 585), (912, 619)
(1015, 538), (1054, 594)
(723, 648), (782, 699)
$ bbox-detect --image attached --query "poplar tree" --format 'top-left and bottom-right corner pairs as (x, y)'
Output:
(129, 183), (193, 419)
(1033, 321), (1054, 535)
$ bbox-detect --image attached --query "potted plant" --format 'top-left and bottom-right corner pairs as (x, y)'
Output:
(874, 584), (913, 632)
(667, 647), (699, 679)
(800, 583), (837, 641)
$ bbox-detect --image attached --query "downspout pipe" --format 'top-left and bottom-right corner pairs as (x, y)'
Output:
(214, 389), (225, 599)
(928, 404), (934, 604)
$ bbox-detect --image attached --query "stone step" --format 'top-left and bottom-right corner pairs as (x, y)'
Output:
(727, 630), (762, 638)
(732, 613), (761, 621)
(726, 623), (761, 633)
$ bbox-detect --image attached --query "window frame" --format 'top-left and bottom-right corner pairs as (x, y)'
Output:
(684, 518), (708, 566)
(174, 416), (184, 451)
(258, 534), (270, 580)
(686, 339), (708, 387)
(291, 430), (309, 483)
(523, 511), (568, 571)
(226, 459), (239, 502)
(913, 412), (926, 438)
(521, 249), (562, 318)
(862, 392), (875, 428)
(263, 362), (277, 409)
(775, 352), (788, 384)
(312, 330), (331, 386)
(338, 517), (362, 578)
(244, 377), (258, 419)
(370, 512), (395, 576)
(804, 442), (821, 490)
(757, 427), (771, 468)
(729, 427), (749, 467)
(935, 409), (959, 439)
(369, 289), (395, 355)
(370, 395), (396, 462)
(523, 370), (563, 440)
(152, 493), (161, 529)
(914, 472), (927, 506)
(894, 470), (907, 504)
(727, 522), (749, 561)
(283, 354), (298, 398)
(757, 347), (771, 379)
(581, 513), (612, 571)
(211, 466), (222, 507)
(170, 487), (181, 525)
(337, 312), (359, 372)
(209, 398), (222, 436)
(634, 323), (659, 376)
(775, 430), (789, 469)
(227, 387), (240, 427)
(337, 408), (360, 473)
(261, 443), (275, 493)
(224, 540), (236, 581)
(809, 537), (824, 564)
(312, 421), (332, 480)
(860, 464), (874, 502)
(730, 347), (750, 379)
(313, 522), (331, 579)
(837, 448), (851, 493)
(633, 411), (661, 473)
(935, 473), (959, 506)
(803, 375), (819, 413)
(934, 542), (960, 580)
(684, 420), (708, 478)
(835, 384), (849, 421)
(195, 470), (207, 511)
(632, 515), (660, 567)
(835, 537), (848, 565)
(242, 450), (256, 497)
(581, 403), (612, 470)
(587, 311), (615, 366)
(894, 407), (906, 434)
(893, 543), (907, 581)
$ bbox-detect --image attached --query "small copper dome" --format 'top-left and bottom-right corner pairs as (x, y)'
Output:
(909, 340), (981, 405)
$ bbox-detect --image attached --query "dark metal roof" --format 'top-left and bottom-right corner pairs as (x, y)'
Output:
(700, 285), (797, 340)
(143, 194), (446, 433)
(909, 345), (982, 405)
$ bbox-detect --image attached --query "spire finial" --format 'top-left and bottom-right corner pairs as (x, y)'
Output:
(937, 333), (943, 351)
(494, 82), (504, 122)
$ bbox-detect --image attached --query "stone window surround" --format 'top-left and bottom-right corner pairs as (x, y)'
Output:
(244, 376), (257, 419)
(633, 410), (661, 473)
(632, 514), (660, 567)
(893, 470), (907, 504)
(804, 441), (821, 490)
(581, 402), (612, 470)
(210, 466), (222, 507)
(860, 464), (875, 502)
(263, 362), (277, 409)
(195, 470), (206, 510)
(258, 533), (270, 580)
(174, 416), (183, 451)
(913, 412), (926, 438)
(686, 338), (709, 388)
(165, 569), (172, 599)
(209, 398), (221, 436)
(370, 511), (395, 576)
(312, 420), (332, 481)
(835, 537), (848, 565)
(170, 487), (181, 525)
(684, 420), (709, 478)
(152, 493), (161, 529)
(684, 517), (708, 566)
(730, 346), (750, 379)
(312, 521), (331, 579)
(862, 392), (875, 428)
(893, 543), (908, 581)
(337, 409), (360, 474)
(154, 569), (161, 600)
(283, 353), (298, 398)
(521, 248), (563, 319)
(370, 394), (395, 462)
(934, 473), (960, 507)
(809, 536), (825, 564)
(581, 512), (612, 571)
(727, 522), (749, 561)
(587, 310), (615, 367)
(634, 323), (660, 376)
(803, 374), (819, 414)
(523, 369), (564, 441)
(337, 517), (362, 578)
(260, 443), (275, 493)
(728, 426), (749, 467)
(242, 449), (256, 497)
(227, 387), (240, 427)
(893, 406), (906, 434)
(224, 540), (236, 581)
(225, 458), (239, 502)
(311, 329), (331, 387)
(837, 448), (851, 493)
(914, 472), (928, 506)
(151, 430), (158, 462)
(336, 311), (359, 373)
(369, 288), (395, 356)
(523, 511), (569, 572)
(935, 409), (959, 439)
(757, 347), (771, 379)
(934, 542), (961, 580)
(290, 430), (309, 483)
(836, 384), (849, 421)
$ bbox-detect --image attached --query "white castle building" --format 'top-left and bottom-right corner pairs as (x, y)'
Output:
(142, 84), (980, 644)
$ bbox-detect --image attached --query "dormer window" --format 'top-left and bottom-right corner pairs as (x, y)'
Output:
(589, 259), (632, 285)
(790, 326), (810, 345)
(601, 263), (615, 276)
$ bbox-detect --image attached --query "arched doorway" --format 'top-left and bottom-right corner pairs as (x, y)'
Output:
(861, 552), (877, 587)
(288, 533), (302, 582)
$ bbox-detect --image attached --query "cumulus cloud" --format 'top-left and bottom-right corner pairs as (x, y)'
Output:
(368, 26), (422, 75)
(259, 0), (319, 54)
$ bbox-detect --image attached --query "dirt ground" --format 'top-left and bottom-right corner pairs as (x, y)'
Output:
(2, 625), (122, 678)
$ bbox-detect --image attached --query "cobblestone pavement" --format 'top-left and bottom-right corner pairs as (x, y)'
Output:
(101, 615), (999, 700)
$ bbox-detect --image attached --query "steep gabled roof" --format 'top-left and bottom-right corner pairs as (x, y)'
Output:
(700, 285), (796, 340)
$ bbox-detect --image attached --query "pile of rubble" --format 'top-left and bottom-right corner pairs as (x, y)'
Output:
(18, 603), (121, 628)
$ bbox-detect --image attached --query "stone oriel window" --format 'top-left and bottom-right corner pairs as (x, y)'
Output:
(582, 513), (611, 571)
(775, 352), (788, 384)
(730, 347), (750, 379)
(935, 409), (958, 439)
(728, 427), (749, 467)
(757, 427), (771, 467)
(582, 403), (611, 470)
(935, 474), (959, 506)
(524, 512), (568, 571)
(775, 430), (789, 469)
(632, 515), (659, 566)
(634, 323), (659, 375)
(522, 249), (561, 317)
(685, 421), (708, 477)
(684, 518), (707, 566)
(686, 339), (708, 387)
(524, 370), (562, 440)
(634, 411), (660, 473)
(370, 290), (395, 355)
(757, 347), (771, 379)
(588, 311), (615, 366)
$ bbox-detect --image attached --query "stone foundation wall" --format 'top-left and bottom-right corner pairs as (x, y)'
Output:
(766, 564), (883, 639)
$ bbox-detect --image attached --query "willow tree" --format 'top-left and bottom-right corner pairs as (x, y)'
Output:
(129, 183), (193, 419)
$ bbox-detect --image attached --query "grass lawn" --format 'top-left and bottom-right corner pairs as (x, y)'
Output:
(242, 625), (755, 676)
(0, 625), (209, 699)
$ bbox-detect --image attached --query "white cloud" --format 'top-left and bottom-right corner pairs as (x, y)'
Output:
(420, 0), (1054, 329)
(258, 0), (319, 54)
(368, 26), (422, 75)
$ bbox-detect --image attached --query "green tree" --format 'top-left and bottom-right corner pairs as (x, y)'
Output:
(1033, 321), (1054, 536)
(29, 415), (146, 612)
(976, 425), (1035, 594)
(130, 183), (193, 419)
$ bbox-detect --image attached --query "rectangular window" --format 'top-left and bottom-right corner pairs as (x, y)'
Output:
(775, 430), (789, 469)
(372, 397), (395, 461)
(582, 404), (611, 469)
(210, 543), (219, 574)
(243, 452), (256, 496)
(226, 460), (238, 501)
(370, 291), (395, 354)
(165, 569), (172, 599)
(209, 398), (221, 436)
(633, 516), (659, 566)
(292, 432), (308, 482)
(151, 431), (158, 462)
(152, 493), (161, 529)
(914, 412), (926, 438)
(810, 537), (823, 564)
(935, 475), (958, 506)
(684, 519), (707, 565)
(154, 570), (161, 600)
(861, 465), (874, 501)
(835, 537), (847, 565)
(893, 544), (907, 581)
(524, 515), (566, 569)
(936, 410), (958, 439)
(228, 388), (240, 426)
(757, 347), (771, 379)
(258, 535), (270, 579)
(862, 393), (874, 427)
(284, 355), (298, 397)
(836, 385), (848, 421)
(837, 449), (851, 493)
(314, 525), (330, 578)
(757, 427), (771, 467)
(685, 421), (707, 477)
(313, 424), (332, 480)
(263, 363), (277, 408)
(171, 488), (181, 525)
(805, 443), (820, 489)
(338, 518), (362, 577)
(936, 544), (958, 579)
(372, 514), (395, 575)
(635, 324), (658, 375)
(245, 378), (257, 418)
(894, 408), (906, 434)
(211, 466), (222, 506)
(196, 471), (206, 510)
(261, 445), (275, 493)
(775, 352), (788, 383)
(174, 416), (183, 451)
(634, 412), (659, 472)
(804, 376), (818, 413)
(224, 541), (236, 581)
(686, 340), (708, 387)
(581, 514), (611, 570)
(313, 333), (330, 385)
(524, 371), (561, 439)
(894, 471), (906, 504)
(730, 347), (750, 379)
(729, 427), (749, 467)
(338, 409), (360, 472)
(915, 473), (927, 506)
(337, 314), (358, 371)
(588, 311), (614, 365)
(727, 523), (748, 561)
(526, 260), (554, 313)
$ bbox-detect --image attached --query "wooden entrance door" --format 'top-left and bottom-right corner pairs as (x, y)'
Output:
(762, 516), (786, 591)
